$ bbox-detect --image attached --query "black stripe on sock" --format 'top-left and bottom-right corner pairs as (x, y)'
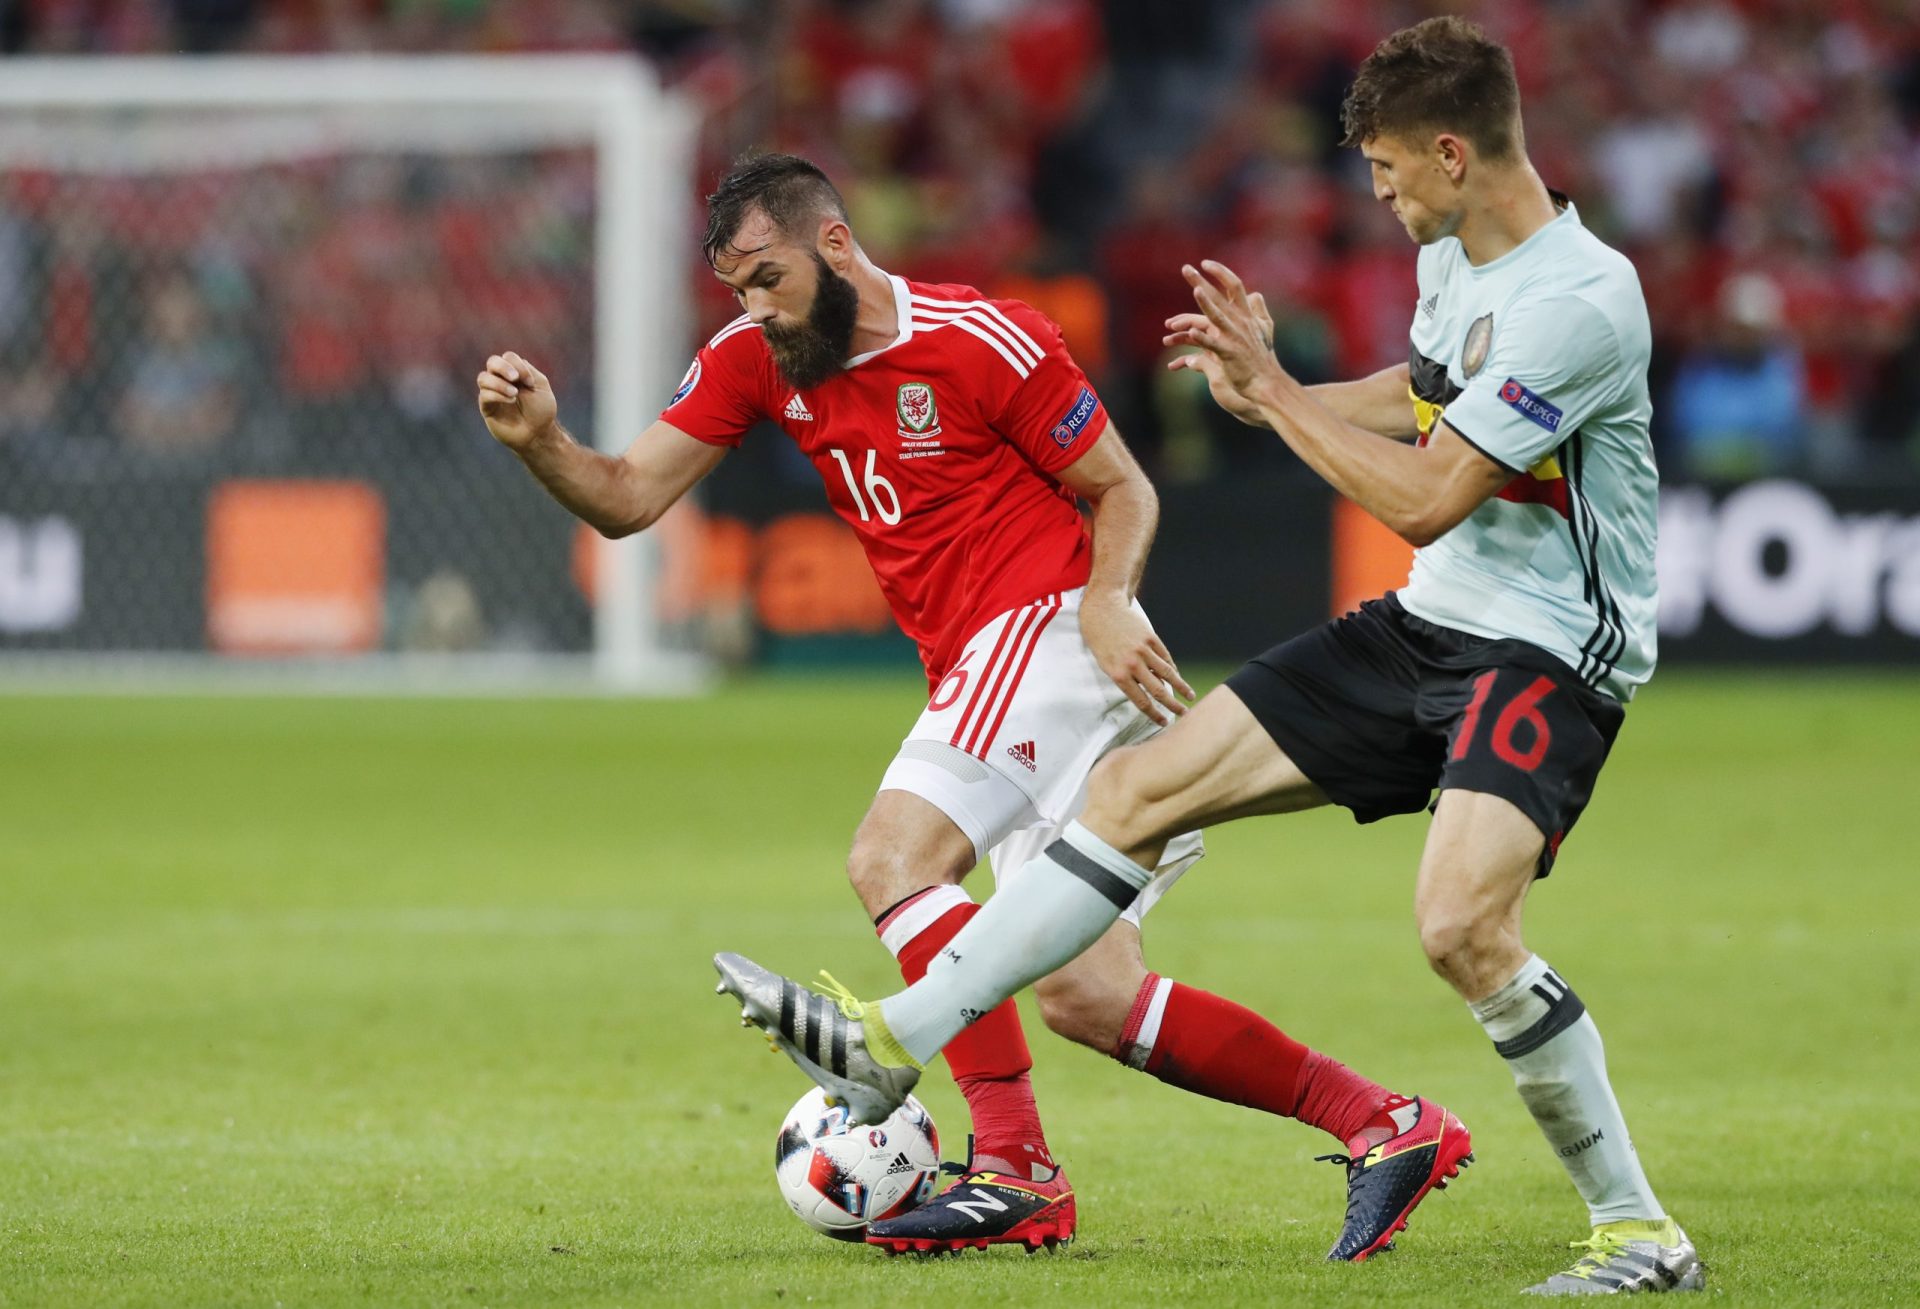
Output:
(1044, 838), (1141, 911)
(1493, 984), (1587, 1059)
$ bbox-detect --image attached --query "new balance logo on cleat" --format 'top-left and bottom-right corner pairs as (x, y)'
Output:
(784, 394), (814, 421)
(1006, 740), (1037, 772)
(867, 1137), (1076, 1255)
(947, 1188), (1010, 1223)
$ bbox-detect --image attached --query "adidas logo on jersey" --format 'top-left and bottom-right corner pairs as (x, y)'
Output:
(1421, 292), (1439, 320)
(784, 394), (814, 421)
(1006, 740), (1037, 772)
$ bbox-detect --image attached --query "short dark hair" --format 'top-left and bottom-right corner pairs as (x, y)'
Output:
(1339, 17), (1522, 163)
(701, 152), (849, 266)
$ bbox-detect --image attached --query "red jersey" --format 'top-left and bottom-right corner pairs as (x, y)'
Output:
(661, 276), (1109, 682)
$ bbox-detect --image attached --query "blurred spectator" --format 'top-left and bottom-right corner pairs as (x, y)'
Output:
(1593, 67), (1715, 244)
(117, 269), (241, 457)
(3, 0), (1920, 484)
(1669, 274), (1807, 479)
(1859, 308), (1920, 465)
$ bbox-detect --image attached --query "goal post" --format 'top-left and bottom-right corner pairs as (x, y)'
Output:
(0, 56), (709, 693)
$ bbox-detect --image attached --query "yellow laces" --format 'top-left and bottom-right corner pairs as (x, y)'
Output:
(1562, 1229), (1630, 1278)
(814, 971), (866, 1020)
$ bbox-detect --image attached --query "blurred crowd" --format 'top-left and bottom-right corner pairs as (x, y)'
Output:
(0, 151), (595, 472)
(5, 0), (1920, 485)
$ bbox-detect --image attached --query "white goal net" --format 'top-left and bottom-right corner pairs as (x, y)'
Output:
(0, 56), (707, 692)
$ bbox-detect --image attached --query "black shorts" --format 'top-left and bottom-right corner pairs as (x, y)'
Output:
(1224, 593), (1625, 875)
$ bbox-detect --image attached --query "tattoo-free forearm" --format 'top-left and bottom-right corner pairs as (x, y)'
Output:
(1082, 476), (1159, 601)
(515, 423), (654, 538)
(1251, 372), (1453, 545)
(1306, 363), (1417, 440)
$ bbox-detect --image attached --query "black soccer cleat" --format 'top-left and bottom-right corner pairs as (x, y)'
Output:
(1320, 1095), (1473, 1261)
(867, 1136), (1075, 1255)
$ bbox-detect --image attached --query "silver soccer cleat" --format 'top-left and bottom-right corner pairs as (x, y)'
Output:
(712, 951), (919, 1126)
(1524, 1220), (1705, 1295)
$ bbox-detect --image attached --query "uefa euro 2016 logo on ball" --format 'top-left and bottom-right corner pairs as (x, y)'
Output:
(773, 1087), (940, 1239)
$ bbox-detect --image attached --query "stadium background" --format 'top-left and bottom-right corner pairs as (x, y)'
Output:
(2, 2), (1916, 1306)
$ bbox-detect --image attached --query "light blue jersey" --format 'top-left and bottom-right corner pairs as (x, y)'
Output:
(1400, 202), (1658, 701)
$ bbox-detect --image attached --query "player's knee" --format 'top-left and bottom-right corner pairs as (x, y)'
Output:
(845, 840), (948, 919)
(1033, 970), (1131, 1053)
(1083, 746), (1168, 845)
(1416, 905), (1511, 996)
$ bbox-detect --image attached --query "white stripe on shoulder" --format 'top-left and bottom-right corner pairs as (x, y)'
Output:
(913, 313), (1032, 378)
(910, 305), (1042, 368)
(909, 293), (1044, 361)
(707, 314), (760, 348)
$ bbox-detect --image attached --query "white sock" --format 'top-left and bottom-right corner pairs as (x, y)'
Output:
(1471, 955), (1665, 1226)
(879, 821), (1151, 1063)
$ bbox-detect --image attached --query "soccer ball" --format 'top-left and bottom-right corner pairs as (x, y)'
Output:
(773, 1086), (940, 1239)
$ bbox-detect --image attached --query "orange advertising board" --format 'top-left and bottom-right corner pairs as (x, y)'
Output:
(206, 480), (384, 654)
(1330, 497), (1414, 617)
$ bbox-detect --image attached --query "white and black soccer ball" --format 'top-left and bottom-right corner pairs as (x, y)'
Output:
(773, 1086), (940, 1239)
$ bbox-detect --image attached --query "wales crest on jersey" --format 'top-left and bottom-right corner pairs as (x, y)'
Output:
(896, 382), (941, 438)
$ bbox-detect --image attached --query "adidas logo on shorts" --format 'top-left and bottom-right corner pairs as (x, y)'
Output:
(1006, 740), (1037, 772)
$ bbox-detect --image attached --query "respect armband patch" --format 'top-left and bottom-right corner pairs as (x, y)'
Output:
(1050, 387), (1101, 449)
(1497, 378), (1562, 432)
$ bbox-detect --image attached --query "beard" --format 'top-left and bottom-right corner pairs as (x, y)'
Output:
(763, 252), (861, 390)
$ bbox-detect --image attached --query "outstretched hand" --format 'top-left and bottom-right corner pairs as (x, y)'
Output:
(1163, 260), (1287, 426)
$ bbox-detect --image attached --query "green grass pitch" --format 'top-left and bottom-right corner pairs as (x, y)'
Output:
(2, 671), (1917, 1306)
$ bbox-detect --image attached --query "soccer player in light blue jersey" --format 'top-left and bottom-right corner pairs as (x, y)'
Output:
(718, 16), (1701, 1294)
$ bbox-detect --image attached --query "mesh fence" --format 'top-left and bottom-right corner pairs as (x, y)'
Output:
(0, 98), (629, 661)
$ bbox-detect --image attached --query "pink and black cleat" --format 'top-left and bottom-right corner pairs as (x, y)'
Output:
(1320, 1095), (1474, 1262)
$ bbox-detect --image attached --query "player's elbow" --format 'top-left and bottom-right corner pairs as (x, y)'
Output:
(1084, 467), (1154, 514)
(1394, 499), (1475, 548)
(593, 504), (661, 539)
(1391, 510), (1447, 549)
(1394, 521), (1438, 549)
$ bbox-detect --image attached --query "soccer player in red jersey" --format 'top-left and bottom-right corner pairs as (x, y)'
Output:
(480, 154), (1463, 1256)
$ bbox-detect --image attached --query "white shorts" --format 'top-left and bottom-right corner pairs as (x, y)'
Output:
(877, 587), (1204, 927)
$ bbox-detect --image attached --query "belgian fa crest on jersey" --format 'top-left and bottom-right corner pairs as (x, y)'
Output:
(1462, 313), (1494, 380)
(896, 382), (941, 439)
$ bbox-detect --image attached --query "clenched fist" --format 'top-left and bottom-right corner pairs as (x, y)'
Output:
(476, 351), (559, 451)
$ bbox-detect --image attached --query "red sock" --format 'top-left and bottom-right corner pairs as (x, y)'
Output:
(876, 887), (1053, 1179)
(1117, 973), (1395, 1151)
